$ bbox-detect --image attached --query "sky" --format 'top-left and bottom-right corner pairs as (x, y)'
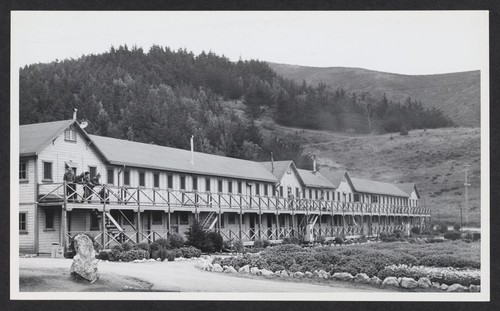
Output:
(11, 11), (488, 75)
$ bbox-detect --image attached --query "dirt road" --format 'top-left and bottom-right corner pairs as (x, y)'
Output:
(19, 257), (387, 292)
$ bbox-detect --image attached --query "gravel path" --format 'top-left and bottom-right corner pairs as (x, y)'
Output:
(19, 257), (387, 292)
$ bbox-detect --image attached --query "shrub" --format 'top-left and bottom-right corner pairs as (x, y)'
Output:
(392, 229), (404, 239)
(421, 230), (433, 236)
(121, 241), (134, 251)
(419, 254), (480, 269)
(316, 235), (326, 245)
(119, 249), (149, 262)
(453, 223), (461, 231)
(156, 238), (170, 249)
(266, 244), (303, 253)
(334, 237), (344, 245)
(111, 244), (123, 260)
(97, 250), (112, 261)
(472, 232), (481, 241)
(253, 240), (264, 249)
(222, 239), (233, 252)
(438, 223), (449, 234)
(233, 240), (244, 252)
(400, 127), (408, 136)
(444, 231), (461, 240)
(426, 238), (445, 243)
(165, 250), (176, 261)
(282, 236), (301, 245)
(167, 233), (186, 249)
(262, 239), (270, 248)
(185, 220), (213, 253)
(411, 227), (421, 235)
(179, 246), (202, 258)
(134, 242), (150, 253)
(207, 232), (223, 253)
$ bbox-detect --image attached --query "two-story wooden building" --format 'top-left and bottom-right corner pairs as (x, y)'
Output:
(19, 118), (431, 254)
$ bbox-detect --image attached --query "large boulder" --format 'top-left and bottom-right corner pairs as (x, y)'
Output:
(293, 272), (304, 279)
(400, 277), (419, 289)
(332, 272), (354, 281)
(354, 273), (370, 284)
(212, 263), (223, 272)
(304, 271), (313, 278)
(369, 276), (382, 285)
(440, 284), (449, 291)
(469, 285), (481, 292)
(69, 234), (99, 283)
(318, 270), (330, 279)
(238, 265), (250, 273)
(250, 267), (260, 275)
(447, 284), (468, 292)
(260, 269), (274, 276)
(224, 266), (237, 274)
(280, 270), (289, 278)
(382, 277), (400, 288)
(431, 282), (441, 289)
(417, 277), (432, 289)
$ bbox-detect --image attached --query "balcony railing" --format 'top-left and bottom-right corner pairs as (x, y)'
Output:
(37, 182), (431, 216)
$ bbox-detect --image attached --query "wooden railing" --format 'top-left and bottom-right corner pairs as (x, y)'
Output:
(38, 182), (431, 216)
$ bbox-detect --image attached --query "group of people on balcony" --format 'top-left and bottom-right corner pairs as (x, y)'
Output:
(63, 166), (101, 203)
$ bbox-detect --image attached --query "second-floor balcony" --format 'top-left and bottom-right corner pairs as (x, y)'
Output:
(37, 182), (431, 216)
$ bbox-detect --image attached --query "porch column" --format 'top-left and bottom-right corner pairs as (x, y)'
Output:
(137, 190), (141, 243)
(61, 181), (68, 250)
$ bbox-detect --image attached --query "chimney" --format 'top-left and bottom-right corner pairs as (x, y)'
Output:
(271, 152), (274, 173)
(190, 135), (195, 165)
(313, 155), (317, 172)
(73, 108), (78, 121)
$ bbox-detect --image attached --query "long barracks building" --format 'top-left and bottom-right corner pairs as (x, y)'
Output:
(19, 118), (431, 254)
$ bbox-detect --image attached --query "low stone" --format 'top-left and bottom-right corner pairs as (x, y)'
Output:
(294, 272), (304, 279)
(70, 234), (99, 283)
(417, 277), (432, 288)
(274, 271), (281, 277)
(224, 266), (237, 273)
(250, 267), (260, 275)
(318, 270), (329, 279)
(312, 270), (320, 278)
(305, 271), (313, 278)
(354, 273), (370, 283)
(280, 270), (289, 278)
(147, 258), (156, 262)
(397, 277), (403, 284)
(469, 285), (480, 292)
(332, 272), (354, 281)
(260, 269), (274, 276)
(212, 263), (223, 272)
(382, 277), (400, 288)
(207, 263), (214, 271)
(369, 276), (382, 285)
(447, 284), (468, 292)
(400, 277), (419, 289)
(223, 265), (228, 270)
(431, 282), (441, 289)
(440, 284), (449, 290)
(238, 265), (250, 273)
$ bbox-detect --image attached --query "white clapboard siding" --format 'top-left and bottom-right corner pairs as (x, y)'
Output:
(19, 158), (36, 203)
(19, 204), (35, 253)
(38, 207), (61, 254)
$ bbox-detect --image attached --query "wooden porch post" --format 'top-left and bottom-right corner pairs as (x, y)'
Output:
(137, 189), (141, 243)
(61, 181), (68, 250)
(167, 191), (171, 235)
(218, 193), (222, 234)
(102, 191), (106, 248)
(239, 195), (243, 240)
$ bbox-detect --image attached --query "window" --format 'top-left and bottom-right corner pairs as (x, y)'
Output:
(264, 184), (268, 196)
(237, 181), (242, 194)
(19, 162), (27, 180)
(45, 209), (54, 229)
(326, 191), (330, 200)
(124, 171), (130, 186)
(139, 172), (145, 187)
(296, 187), (300, 198)
(89, 166), (97, 178)
(228, 213), (236, 224)
(64, 125), (77, 142)
(353, 193), (360, 202)
(206, 178), (211, 192)
(315, 190), (318, 199)
(90, 211), (100, 230)
(302, 188), (306, 198)
(179, 212), (189, 225)
(180, 176), (186, 190)
(309, 189), (312, 199)
(107, 168), (114, 184)
(152, 211), (163, 225)
(167, 175), (173, 189)
(192, 176), (198, 191)
(19, 213), (27, 231)
(255, 183), (260, 195)
(349, 193), (352, 202)
(218, 180), (223, 193)
(321, 215), (327, 223)
(154, 173), (160, 188)
(279, 186), (283, 197)
(228, 181), (232, 193)
(43, 162), (52, 181)
(372, 195), (378, 203)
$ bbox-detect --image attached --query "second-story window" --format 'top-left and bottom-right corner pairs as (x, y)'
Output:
(192, 176), (198, 191)
(167, 175), (173, 189)
(64, 125), (77, 142)
(89, 166), (97, 178)
(43, 162), (52, 181)
(295, 187), (299, 198)
(107, 168), (114, 184)
(218, 180), (223, 193)
(153, 173), (160, 188)
(180, 176), (186, 190)
(237, 181), (242, 194)
(353, 193), (360, 202)
(255, 183), (260, 195)
(264, 184), (268, 196)
(138, 172), (145, 187)
(206, 178), (211, 192)
(228, 181), (232, 193)
(124, 171), (130, 186)
(279, 186), (283, 197)
(309, 189), (312, 199)
(372, 195), (378, 203)
(19, 162), (27, 181)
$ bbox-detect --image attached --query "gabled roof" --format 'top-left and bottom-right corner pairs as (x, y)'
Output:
(260, 160), (294, 180)
(296, 169), (336, 189)
(318, 168), (348, 188)
(349, 177), (409, 197)
(89, 135), (278, 183)
(20, 119), (76, 156)
(395, 183), (420, 199)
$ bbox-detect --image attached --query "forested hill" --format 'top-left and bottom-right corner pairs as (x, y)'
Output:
(268, 62), (480, 127)
(20, 45), (454, 165)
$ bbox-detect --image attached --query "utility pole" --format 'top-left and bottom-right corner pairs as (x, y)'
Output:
(463, 163), (471, 230)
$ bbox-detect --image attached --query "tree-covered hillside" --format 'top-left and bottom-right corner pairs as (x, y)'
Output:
(20, 45), (454, 165)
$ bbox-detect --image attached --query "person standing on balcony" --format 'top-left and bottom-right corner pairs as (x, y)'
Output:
(63, 166), (76, 202)
(82, 172), (92, 203)
(90, 173), (102, 202)
(288, 188), (294, 210)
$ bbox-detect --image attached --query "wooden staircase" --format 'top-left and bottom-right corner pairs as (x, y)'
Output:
(201, 211), (218, 231)
(104, 212), (126, 243)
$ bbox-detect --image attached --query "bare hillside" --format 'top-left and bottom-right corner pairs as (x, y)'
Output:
(268, 63), (480, 127)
